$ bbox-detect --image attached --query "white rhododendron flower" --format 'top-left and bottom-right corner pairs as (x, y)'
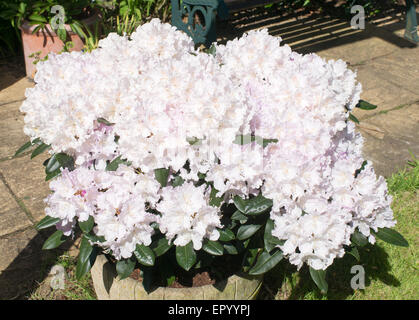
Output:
(46, 165), (161, 259)
(157, 183), (222, 250)
(23, 20), (396, 269)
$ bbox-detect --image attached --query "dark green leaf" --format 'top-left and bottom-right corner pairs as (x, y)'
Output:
(45, 154), (60, 173)
(78, 236), (93, 263)
(150, 237), (172, 257)
(251, 135), (279, 148)
(243, 194), (273, 216)
(79, 216), (94, 233)
(35, 216), (60, 230)
(106, 156), (130, 171)
(351, 230), (368, 247)
(209, 186), (223, 207)
(218, 228), (235, 242)
(134, 244), (155, 266)
(309, 267), (328, 294)
(14, 141), (33, 157)
(197, 172), (206, 180)
(206, 44), (216, 56)
(186, 137), (201, 145)
(261, 138), (279, 148)
(171, 175), (184, 187)
(373, 228), (409, 247)
(141, 268), (153, 293)
(28, 14), (47, 23)
(70, 21), (87, 39)
(119, 5), (130, 16)
(116, 258), (136, 280)
(18, 2), (27, 14)
(45, 169), (61, 181)
(83, 233), (105, 243)
(202, 240), (224, 256)
(347, 246), (360, 261)
(242, 248), (260, 272)
(223, 243), (239, 255)
(175, 242), (196, 271)
(31, 143), (50, 159)
(355, 160), (368, 178)
(356, 100), (377, 110)
(228, 219), (238, 229)
(42, 230), (65, 250)
(31, 24), (43, 34)
(349, 113), (360, 124)
(233, 196), (246, 213)
(45, 153), (74, 174)
(42, 158), (50, 167)
(264, 219), (284, 252)
(154, 168), (170, 187)
(248, 250), (283, 275)
(97, 117), (114, 126)
(76, 246), (98, 280)
(237, 224), (262, 240)
(231, 210), (248, 223)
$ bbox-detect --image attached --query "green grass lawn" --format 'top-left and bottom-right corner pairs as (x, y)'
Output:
(29, 253), (96, 300)
(260, 156), (419, 300)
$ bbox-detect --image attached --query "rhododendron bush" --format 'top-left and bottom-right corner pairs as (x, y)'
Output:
(18, 19), (408, 294)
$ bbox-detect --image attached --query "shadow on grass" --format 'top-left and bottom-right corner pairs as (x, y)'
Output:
(259, 244), (400, 300)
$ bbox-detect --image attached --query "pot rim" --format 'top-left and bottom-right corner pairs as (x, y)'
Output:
(20, 9), (101, 35)
(103, 253), (263, 291)
(117, 269), (263, 299)
(131, 272), (263, 292)
(93, 254), (263, 299)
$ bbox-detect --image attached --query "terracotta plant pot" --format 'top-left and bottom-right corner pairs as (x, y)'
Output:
(20, 11), (101, 78)
(91, 254), (263, 300)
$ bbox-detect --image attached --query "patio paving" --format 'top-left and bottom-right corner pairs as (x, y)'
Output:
(0, 9), (418, 299)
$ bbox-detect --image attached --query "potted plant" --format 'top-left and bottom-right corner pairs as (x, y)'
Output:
(0, 0), (102, 78)
(17, 19), (408, 300)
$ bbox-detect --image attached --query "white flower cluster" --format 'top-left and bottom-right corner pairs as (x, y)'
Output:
(45, 165), (161, 259)
(22, 20), (395, 269)
(215, 30), (393, 270)
(157, 183), (221, 250)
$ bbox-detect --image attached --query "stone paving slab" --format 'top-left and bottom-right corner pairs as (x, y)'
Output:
(0, 227), (52, 299)
(351, 62), (419, 120)
(324, 25), (413, 60)
(0, 153), (50, 223)
(0, 228), (39, 271)
(358, 103), (419, 177)
(304, 26), (401, 64)
(0, 78), (33, 106)
(0, 182), (32, 237)
(370, 11), (414, 39)
(365, 52), (419, 96)
(0, 101), (29, 160)
(310, 23), (419, 120)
